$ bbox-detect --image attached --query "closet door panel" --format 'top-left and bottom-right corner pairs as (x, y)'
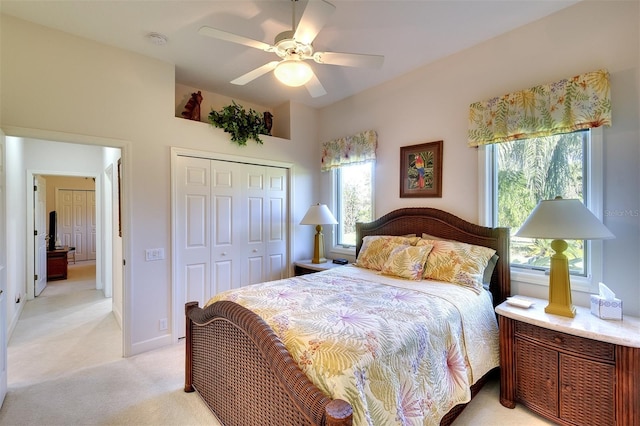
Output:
(211, 159), (241, 294)
(72, 191), (87, 261)
(265, 168), (288, 281)
(59, 190), (73, 246)
(176, 156), (211, 337)
(87, 191), (96, 260)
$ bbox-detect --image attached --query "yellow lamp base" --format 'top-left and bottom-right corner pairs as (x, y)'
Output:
(544, 239), (576, 318)
(311, 225), (328, 264)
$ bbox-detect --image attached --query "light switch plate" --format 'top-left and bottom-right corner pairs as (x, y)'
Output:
(145, 248), (165, 261)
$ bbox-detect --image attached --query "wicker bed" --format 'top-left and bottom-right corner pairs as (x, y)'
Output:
(185, 207), (510, 425)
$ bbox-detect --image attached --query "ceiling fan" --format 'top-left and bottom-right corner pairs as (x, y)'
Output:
(198, 0), (384, 98)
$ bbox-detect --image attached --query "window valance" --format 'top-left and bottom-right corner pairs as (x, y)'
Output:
(321, 130), (377, 171)
(468, 69), (611, 147)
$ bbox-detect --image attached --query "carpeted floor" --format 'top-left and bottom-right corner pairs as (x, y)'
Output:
(0, 261), (553, 425)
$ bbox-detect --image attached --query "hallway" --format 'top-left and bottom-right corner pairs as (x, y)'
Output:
(7, 261), (121, 387)
(0, 261), (213, 425)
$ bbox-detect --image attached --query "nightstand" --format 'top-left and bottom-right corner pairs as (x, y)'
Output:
(293, 259), (347, 276)
(496, 297), (640, 426)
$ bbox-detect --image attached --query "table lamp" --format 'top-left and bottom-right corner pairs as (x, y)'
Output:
(300, 203), (338, 264)
(516, 197), (614, 317)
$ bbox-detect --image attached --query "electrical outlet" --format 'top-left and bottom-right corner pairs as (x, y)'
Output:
(145, 248), (165, 261)
(159, 318), (168, 331)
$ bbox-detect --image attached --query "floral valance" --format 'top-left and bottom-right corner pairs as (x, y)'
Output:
(468, 69), (611, 147)
(321, 130), (377, 171)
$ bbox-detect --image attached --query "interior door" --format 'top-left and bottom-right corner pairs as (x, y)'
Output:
(0, 129), (8, 406)
(72, 190), (87, 261)
(34, 176), (47, 296)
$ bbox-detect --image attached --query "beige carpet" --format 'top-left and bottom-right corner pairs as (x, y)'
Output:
(0, 261), (553, 425)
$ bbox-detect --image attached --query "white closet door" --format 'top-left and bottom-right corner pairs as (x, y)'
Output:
(58, 189), (95, 262)
(265, 167), (288, 282)
(72, 191), (87, 261)
(242, 164), (267, 286)
(87, 191), (96, 260)
(59, 190), (73, 246)
(176, 156), (211, 318)
(175, 155), (289, 338)
(210, 159), (241, 293)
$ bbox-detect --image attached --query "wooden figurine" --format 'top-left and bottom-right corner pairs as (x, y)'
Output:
(182, 91), (203, 121)
(264, 111), (273, 135)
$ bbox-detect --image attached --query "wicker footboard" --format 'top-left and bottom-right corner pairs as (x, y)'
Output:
(185, 300), (496, 426)
(185, 300), (353, 426)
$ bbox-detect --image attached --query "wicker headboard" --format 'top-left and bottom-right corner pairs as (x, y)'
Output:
(355, 207), (510, 306)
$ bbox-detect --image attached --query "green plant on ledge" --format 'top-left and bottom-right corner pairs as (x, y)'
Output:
(208, 101), (268, 146)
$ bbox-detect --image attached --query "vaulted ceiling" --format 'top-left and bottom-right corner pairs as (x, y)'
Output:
(1, 0), (581, 108)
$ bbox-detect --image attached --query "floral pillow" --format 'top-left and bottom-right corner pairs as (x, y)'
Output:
(381, 243), (433, 280)
(417, 238), (496, 293)
(422, 233), (498, 290)
(355, 235), (421, 271)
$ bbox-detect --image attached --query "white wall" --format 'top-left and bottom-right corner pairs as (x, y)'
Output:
(319, 1), (640, 316)
(1, 14), (320, 355)
(4, 138), (26, 336)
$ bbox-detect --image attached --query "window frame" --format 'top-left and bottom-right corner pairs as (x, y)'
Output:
(478, 127), (604, 293)
(330, 161), (375, 255)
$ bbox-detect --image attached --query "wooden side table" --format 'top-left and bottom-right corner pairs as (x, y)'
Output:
(496, 297), (640, 426)
(47, 246), (70, 281)
(293, 259), (347, 276)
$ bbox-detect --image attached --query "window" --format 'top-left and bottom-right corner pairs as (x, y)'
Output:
(483, 128), (603, 288)
(335, 162), (374, 248)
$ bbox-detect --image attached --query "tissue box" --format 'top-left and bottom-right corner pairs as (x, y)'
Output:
(590, 295), (623, 320)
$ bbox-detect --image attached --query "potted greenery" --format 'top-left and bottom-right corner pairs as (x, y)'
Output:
(208, 101), (269, 146)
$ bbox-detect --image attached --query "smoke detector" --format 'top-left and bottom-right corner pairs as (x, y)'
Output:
(146, 32), (168, 46)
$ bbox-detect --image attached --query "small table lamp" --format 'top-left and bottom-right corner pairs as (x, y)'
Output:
(300, 203), (338, 264)
(516, 197), (614, 318)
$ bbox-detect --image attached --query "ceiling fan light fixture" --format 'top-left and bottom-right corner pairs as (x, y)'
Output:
(274, 60), (313, 87)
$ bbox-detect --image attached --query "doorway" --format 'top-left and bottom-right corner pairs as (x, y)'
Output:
(6, 132), (127, 354)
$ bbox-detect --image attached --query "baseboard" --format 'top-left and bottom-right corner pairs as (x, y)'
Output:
(7, 300), (25, 341)
(129, 333), (173, 356)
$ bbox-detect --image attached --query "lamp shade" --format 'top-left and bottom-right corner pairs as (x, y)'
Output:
(300, 204), (338, 225)
(274, 59), (313, 87)
(515, 198), (614, 240)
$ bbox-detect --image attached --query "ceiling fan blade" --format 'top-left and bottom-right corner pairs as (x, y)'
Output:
(294, 0), (336, 45)
(198, 26), (273, 52)
(305, 72), (327, 98)
(231, 61), (280, 85)
(313, 51), (384, 68)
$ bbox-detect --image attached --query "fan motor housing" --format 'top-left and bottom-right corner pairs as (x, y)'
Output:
(274, 30), (313, 59)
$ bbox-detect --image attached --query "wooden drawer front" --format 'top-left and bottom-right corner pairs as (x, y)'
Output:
(516, 338), (558, 418)
(294, 266), (314, 276)
(560, 354), (615, 426)
(516, 322), (614, 361)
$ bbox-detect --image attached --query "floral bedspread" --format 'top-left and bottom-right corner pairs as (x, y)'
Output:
(206, 265), (499, 426)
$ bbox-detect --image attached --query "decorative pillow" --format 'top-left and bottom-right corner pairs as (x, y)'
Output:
(355, 235), (421, 271)
(422, 233), (499, 291)
(482, 254), (499, 290)
(381, 243), (433, 280)
(417, 239), (496, 293)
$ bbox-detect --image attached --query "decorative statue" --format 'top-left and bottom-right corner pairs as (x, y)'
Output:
(263, 111), (273, 135)
(181, 91), (203, 121)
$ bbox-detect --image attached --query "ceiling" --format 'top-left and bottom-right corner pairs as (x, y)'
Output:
(1, 0), (581, 109)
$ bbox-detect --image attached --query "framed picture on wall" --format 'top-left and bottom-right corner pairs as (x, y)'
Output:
(400, 140), (443, 198)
